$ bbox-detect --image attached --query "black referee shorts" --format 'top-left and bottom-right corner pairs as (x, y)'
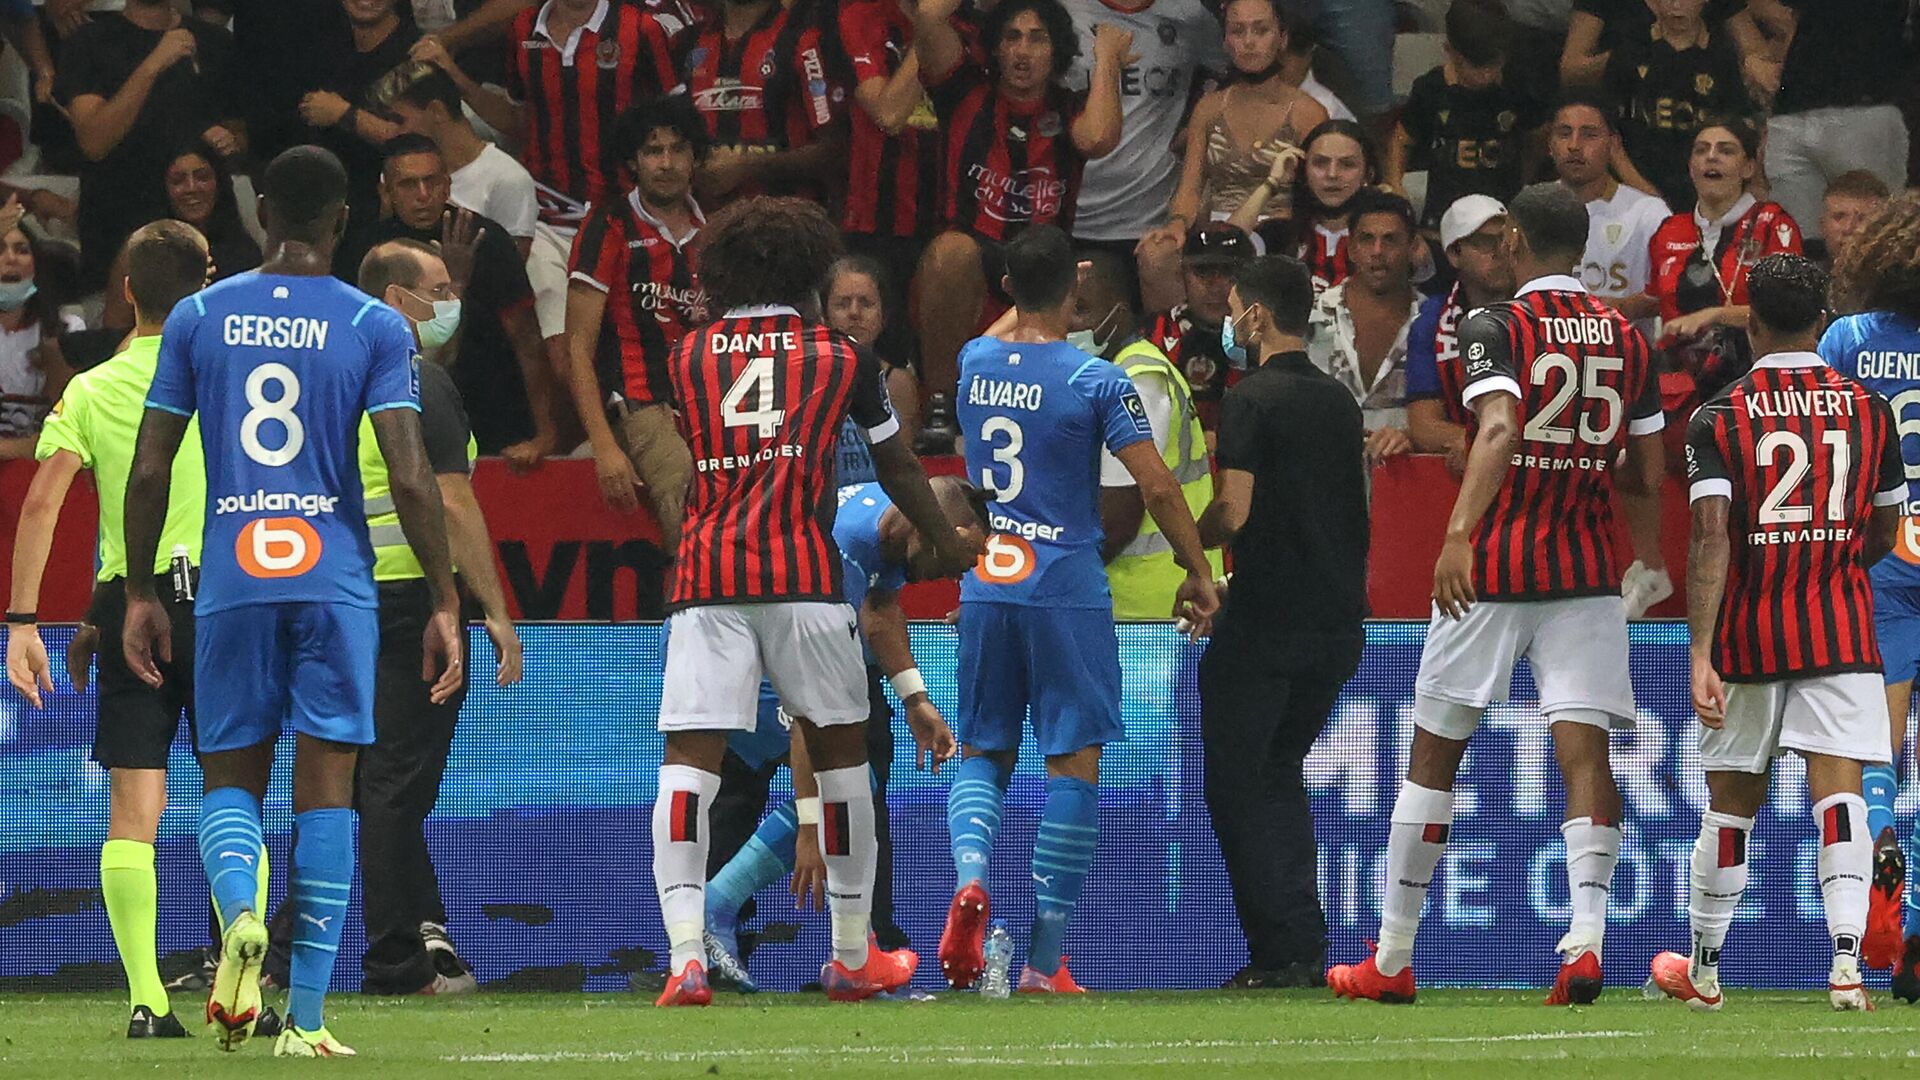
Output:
(86, 575), (196, 770)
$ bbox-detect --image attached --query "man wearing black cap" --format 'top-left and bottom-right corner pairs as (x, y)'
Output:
(1144, 222), (1255, 437)
(1196, 253), (1368, 989)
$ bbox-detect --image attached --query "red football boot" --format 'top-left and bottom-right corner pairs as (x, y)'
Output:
(1017, 960), (1087, 994)
(938, 882), (991, 989)
(1544, 948), (1604, 1006)
(1866, 829), (1906, 971)
(1327, 947), (1416, 1004)
(655, 960), (712, 1007)
(822, 943), (920, 1002)
(1648, 950), (1722, 1011)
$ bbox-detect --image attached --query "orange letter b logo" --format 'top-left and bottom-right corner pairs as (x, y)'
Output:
(235, 517), (323, 578)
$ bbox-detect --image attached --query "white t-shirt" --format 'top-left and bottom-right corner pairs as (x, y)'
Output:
(1100, 361), (1176, 485)
(1576, 181), (1669, 302)
(450, 143), (539, 240)
(1301, 71), (1356, 123)
(0, 312), (84, 438)
(1064, 0), (1225, 242)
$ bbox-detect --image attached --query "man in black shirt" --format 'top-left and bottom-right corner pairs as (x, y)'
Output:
(336, 134), (559, 463)
(1605, 0), (1752, 209)
(298, 0), (420, 235)
(54, 0), (241, 288)
(1730, 0), (1911, 241)
(1196, 253), (1368, 989)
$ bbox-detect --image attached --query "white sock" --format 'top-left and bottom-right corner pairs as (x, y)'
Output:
(815, 765), (877, 970)
(1560, 816), (1621, 958)
(1377, 781), (1453, 977)
(1688, 809), (1753, 985)
(653, 764), (720, 975)
(1812, 792), (1870, 968)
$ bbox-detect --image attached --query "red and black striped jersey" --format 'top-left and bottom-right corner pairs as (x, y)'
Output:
(929, 64), (1087, 241)
(837, 0), (941, 239)
(1685, 353), (1904, 681)
(1146, 305), (1237, 432)
(1300, 223), (1350, 297)
(680, 4), (838, 200)
(1457, 276), (1664, 600)
(567, 190), (708, 405)
(507, 1), (682, 231)
(669, 307), (900, 608)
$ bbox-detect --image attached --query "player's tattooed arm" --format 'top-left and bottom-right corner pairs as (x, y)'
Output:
(121, 408), (189, 687)
(1434, 391), (1520, 619)
(1686, 496), (1732, 727)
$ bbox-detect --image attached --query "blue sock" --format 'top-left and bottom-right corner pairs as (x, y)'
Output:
(1029, 776), (1098, 977)
(198, 787), (263, 928)
(1865, 763), (1899, 842)
(708, 802), (800, 930)
(287, 809), (354, 1032)
(948, 755), (1009, 888)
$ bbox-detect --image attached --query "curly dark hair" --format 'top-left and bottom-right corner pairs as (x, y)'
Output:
(983, 0), (1080, 82)
(1746, 253), (1830, 335)
(695, 197), (845, 313)
(611, 94), (710, 170)
(1832, 191), (1920, 321)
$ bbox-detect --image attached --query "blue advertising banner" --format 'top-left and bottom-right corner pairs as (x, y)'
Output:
(0, 622), (1910, 993)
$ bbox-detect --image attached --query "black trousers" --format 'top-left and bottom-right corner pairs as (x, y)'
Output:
(1197, 631), (1359, 972)
(357, 579), (469, 994)
(705, 664), (901, 933)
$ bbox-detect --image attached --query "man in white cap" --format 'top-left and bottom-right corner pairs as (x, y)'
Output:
(1405, 194), (1514, 470)
(1550, 95), (1668, 334)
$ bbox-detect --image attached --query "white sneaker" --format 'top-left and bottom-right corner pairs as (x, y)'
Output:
(1622, 561), (1674, 618)
(1830, 954), (1873, 1011)
(274, 1024), (358, 1057)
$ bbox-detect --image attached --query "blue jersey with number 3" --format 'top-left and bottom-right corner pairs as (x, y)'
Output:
(1819, 311), (1920, 591)
(956, 337), (1152, 608)
(147, 273), (420, 615)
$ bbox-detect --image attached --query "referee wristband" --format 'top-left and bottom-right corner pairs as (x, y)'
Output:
(5, 611), (36, 625)
(890, 667), (927, 701)
(795, 797), (822, 825)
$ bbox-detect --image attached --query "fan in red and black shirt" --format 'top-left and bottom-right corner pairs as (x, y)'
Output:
(680, 0), (844, 206)
(907, 0), (1126, 398)
(1145, 222), (1253, 434)
(1667, 253), (1900, 1008)
(563, 96), (709, 548)
(648, 196), (981, 1006)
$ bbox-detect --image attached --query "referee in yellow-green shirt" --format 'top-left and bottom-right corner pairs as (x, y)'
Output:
(2, 221), (236, 1038)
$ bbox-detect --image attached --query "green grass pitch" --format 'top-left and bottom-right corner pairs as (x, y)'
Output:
(4, 990), (1919, 1077)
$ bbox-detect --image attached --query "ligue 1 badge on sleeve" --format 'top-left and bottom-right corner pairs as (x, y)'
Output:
(596, 37), (622, 70)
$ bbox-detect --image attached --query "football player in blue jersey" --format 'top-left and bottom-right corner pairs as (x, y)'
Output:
(701, 477), (990, 991)
(938, 226), (1220, 993)
(121, 147), (464, 1058)
(1821, 192), (1920, 995)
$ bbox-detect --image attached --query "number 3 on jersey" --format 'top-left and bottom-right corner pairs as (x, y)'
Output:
(722, 356), (786, 438)
(242, 362), (305, 466)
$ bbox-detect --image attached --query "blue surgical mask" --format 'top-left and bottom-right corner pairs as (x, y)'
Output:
(0, 279), (37, 311)
(1064, 329), (1101, 355)
(406, 289), (462, 352)
(1221, 309), (1249, 369)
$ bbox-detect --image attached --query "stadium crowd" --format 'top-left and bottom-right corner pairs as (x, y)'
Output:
(5, 0), (1920, 1044)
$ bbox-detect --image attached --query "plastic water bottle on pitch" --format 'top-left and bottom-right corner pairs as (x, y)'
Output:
(980, 922), (1013, 999)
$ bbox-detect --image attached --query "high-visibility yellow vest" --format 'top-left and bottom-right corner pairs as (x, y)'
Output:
(356, 413), (475, 582)
(1104, 341), (1225, 619)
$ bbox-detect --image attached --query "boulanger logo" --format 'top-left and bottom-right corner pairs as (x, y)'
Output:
(236, 517), (323, 579)
(975, 533), (1036, 585)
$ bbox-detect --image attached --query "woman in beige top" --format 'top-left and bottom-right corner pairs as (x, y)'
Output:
(1136, 0), (1327, 307)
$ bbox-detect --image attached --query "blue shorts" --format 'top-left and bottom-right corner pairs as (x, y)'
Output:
(1877, 584), (1920, 687)
(727, 682), (792, 770)
(958, 602), (1122, 757)
(195, 603), (378, 754)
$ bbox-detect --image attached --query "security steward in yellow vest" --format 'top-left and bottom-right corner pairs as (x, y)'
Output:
(1073, 254), (1225, 618)
(264, 236), (526, 997)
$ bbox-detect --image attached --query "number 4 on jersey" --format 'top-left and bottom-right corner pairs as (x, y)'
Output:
(722, 356), (786, 438)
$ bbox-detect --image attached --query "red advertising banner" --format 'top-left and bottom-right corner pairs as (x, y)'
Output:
(0, 455), (1690, 623)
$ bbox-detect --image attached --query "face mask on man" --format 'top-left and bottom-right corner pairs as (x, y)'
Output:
(404, 289), (462, 352)
(1066, 303), (1126, 357)
(0, 279), (37, 311)
(1220, 308), (1253, 370)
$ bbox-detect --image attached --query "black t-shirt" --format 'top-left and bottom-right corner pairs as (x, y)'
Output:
(334, 209), (539, 454)
(1210, 351), (1368, 656)
(1774, 0), (1911, 114)
(218, 0), (346, 161)
(1573, 0), (1741, 50)
(1606, 28), (1752, 209)
(1400, 68), (1546, 230)
(307, 19), (421, 235)
(54, 14), (240, 286)
(419, 360), (476, 476)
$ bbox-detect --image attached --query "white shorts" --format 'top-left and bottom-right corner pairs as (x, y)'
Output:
(659, 602), (868, 732)
(528, 223), (574, 339)
(1702, 673), (1893, 774)
(1414, 595), (1635, 740)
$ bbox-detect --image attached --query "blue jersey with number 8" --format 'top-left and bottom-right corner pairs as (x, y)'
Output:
(1819, 311), (1920, 591)
(957, 337), (1152, 608)
(147, 273), (420, 615)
